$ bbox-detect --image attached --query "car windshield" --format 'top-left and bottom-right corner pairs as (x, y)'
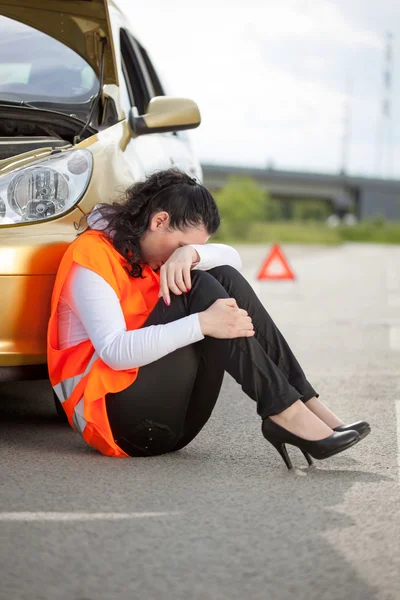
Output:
(0, 16), (99, 105)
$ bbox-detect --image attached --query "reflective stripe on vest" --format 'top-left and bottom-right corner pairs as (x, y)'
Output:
(47, 230), (161, 457)
(53, 351), (99, 403)
(72, 397), (86, 435)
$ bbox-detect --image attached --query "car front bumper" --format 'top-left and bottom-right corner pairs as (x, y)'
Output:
(0, 210), (82, 375)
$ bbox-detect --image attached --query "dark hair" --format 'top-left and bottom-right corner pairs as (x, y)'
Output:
(80, 168), (220, 278)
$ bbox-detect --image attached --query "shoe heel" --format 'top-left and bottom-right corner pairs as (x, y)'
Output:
(300, 449), (313, 466)
(271, 441), (293, 470)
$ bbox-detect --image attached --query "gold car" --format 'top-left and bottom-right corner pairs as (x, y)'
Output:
(0, 0), (202, 386)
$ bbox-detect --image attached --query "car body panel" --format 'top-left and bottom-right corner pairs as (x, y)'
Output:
(1, 275), (57, 366)
(0, 0), (118, 85)
(0, 120), (172, 367)
(0, 204), (84, 366)
(0, 3), (203, 377)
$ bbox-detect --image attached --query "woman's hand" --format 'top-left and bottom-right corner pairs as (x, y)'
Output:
(198, 298), (255, 339)
(158, 246), (200, 305)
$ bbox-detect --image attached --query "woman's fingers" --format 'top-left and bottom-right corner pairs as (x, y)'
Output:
(171, 268), (188, 294)
(236, 316), (255, 337)
(159, 265), (191, 304)
(159, 264), (192, 303)
(237, 312), (254, 335)
(182, 265), (192, 291)
(167, 265), (185, 295)
(159, 266), (170, 305)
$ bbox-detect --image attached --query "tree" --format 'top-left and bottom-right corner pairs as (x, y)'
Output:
(214, 176), (267, 237)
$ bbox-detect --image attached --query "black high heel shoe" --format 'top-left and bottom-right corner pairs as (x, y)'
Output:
(333, 420), (371, 441)
(262, 418), (360, 470)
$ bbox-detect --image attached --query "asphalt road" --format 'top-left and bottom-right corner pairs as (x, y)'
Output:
(1, 242), (399, 600)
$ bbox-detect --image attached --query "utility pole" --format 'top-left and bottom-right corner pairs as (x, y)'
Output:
(340, 75), (353, 175)
(375, 32), (394, 178)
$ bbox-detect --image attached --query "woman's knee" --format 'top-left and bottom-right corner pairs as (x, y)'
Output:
(208, 264), (242, 279)
(188, 269), (230, 309)
(207, 265), (248, 290)
(187, 266), (250, 313)
(204, 265), (257, 310)
(191, 266), (243, 289)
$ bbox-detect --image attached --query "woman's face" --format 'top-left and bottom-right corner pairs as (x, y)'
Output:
(139, 211), (210, 270)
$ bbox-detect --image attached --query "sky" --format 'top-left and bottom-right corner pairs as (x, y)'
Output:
(116, 0), (400, 179)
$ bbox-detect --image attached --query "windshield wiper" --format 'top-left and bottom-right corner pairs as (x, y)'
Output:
(74, 37), (106, 144)
(0, 99), (40, 109)
(0, 98), (89, 125)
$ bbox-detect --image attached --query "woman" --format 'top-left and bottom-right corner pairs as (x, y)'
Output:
(47, 169), (370, 468)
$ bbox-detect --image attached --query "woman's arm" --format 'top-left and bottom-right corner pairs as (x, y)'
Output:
(190, 243), (242, 271)
(87, 209), (242, 271)
(63, 264), (204, 370)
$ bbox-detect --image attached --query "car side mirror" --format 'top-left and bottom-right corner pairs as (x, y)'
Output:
(128, 96), (201, 136)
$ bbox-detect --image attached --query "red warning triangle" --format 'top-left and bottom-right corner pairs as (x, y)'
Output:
(257, 244), (295, 280)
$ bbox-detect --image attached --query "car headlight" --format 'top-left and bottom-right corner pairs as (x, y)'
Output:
(0, 149), (93, 225)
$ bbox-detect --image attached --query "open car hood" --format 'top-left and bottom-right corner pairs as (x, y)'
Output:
(0, 0), (118, 85)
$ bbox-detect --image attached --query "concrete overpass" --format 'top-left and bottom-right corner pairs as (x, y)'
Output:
(201, 164), (400, 220)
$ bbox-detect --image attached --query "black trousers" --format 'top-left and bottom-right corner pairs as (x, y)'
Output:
(105, 266), (318, 457)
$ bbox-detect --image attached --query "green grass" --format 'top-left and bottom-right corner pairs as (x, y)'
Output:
(212, 220), (400, 245)
(338, 220), (400, 243)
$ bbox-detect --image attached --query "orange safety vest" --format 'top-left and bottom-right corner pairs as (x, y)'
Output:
(47, 229), (160, 457)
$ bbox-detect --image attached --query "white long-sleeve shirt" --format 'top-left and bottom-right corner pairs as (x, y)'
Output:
(57, 223), (242, 370)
